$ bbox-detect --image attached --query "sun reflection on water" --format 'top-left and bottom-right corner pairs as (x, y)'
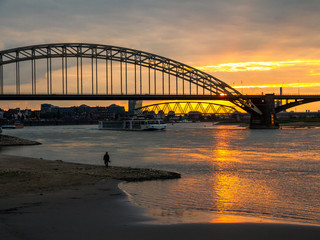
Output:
(214, 173), (240, 213)
(211, 129), (241, 214)
(209, 129), (277, 218)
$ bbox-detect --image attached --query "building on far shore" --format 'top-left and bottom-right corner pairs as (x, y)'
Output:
(0, 109), (4, 119)
(128, 100), (142, 115)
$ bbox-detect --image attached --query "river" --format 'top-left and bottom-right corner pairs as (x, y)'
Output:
(1, 123), (319, 225)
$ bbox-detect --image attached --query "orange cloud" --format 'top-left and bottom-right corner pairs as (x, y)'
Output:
(196, 60), (320, 73)
(232, 82), (320, 89)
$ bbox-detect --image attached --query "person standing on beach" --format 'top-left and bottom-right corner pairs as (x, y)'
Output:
(103, 152), (110, 168)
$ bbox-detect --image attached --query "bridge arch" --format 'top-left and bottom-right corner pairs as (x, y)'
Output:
(0, 43), (240, 96)
(135, 101), (238, 116)
(275, 97), (320, 113)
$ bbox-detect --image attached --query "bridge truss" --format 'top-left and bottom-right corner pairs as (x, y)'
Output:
(0, 43), (239, 95)
(0, 43), (261, 115)
(135, 101), (238, 116)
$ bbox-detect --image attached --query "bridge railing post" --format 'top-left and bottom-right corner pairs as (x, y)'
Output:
(15, 51), (20, 95)
(31, 48), (36, 95)
(0, 54), (3, 95)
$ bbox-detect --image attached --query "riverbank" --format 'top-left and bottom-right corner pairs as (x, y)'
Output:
(0, 134), (41, 146)
(0, 154), (180, 196)
(280, 121), (320, 128)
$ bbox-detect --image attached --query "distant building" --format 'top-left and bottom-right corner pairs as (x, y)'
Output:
(106, 104), (125, 119)
(78, 104), (91, 113)
(2, 103), (129, 123)
(49, 106), (59, 113)
(128, 100), (143, 115)
(41, 103), (54, 113)
(188, 111), (202, 120)
(277, 111), (320, 119)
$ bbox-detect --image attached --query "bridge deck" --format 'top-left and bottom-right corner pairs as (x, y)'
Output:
(0, 94), (231, 101)
(1, 94), (320, 101)
(242, 94), (320, 99)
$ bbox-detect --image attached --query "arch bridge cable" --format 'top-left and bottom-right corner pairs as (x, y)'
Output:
(0, 43), (261, 115)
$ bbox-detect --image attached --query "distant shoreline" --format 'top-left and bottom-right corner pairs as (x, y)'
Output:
(280, 121), (320, 128)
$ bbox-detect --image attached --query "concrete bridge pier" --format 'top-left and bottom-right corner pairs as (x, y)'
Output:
(249, 94), (279, 129)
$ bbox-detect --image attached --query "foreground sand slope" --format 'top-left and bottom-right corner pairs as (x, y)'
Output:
(0, 154), (180, 196)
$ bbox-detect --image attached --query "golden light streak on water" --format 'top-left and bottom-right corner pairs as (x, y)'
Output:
(214, 173), (240, 213)
(209, 129), (278, 218)
(211, 129), (240, 213)
(208, 214), (281, 224)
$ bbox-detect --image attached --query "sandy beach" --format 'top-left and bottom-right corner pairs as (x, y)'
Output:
(1, 154), (320, 240)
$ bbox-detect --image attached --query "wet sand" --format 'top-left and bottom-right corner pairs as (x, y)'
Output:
(1, 155), (320, 240)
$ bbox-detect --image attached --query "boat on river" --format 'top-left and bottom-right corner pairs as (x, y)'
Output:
(177, 119), (193, 123)
(99, 119), (166, 131)
(1, 121), (24, 129)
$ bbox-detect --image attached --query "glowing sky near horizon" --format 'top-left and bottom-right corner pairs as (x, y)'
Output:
(197, 60), (320, 74)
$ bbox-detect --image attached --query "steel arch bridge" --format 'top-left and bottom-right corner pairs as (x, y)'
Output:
(0, 43), (261, 115)
(135, 101), (238, 116)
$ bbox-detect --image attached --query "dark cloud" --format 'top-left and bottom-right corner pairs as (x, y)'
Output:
(1, 0), (320, 63)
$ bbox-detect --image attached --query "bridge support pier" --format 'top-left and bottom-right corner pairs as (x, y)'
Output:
(249, 94), (279, 129)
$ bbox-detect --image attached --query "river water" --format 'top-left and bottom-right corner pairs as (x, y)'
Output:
(1, 123), (319, 225)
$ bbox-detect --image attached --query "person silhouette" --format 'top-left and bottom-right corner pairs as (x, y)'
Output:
(103, 152), (110, 168)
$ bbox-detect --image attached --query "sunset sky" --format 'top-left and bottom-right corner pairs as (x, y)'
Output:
(1, 0), (320, 111)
